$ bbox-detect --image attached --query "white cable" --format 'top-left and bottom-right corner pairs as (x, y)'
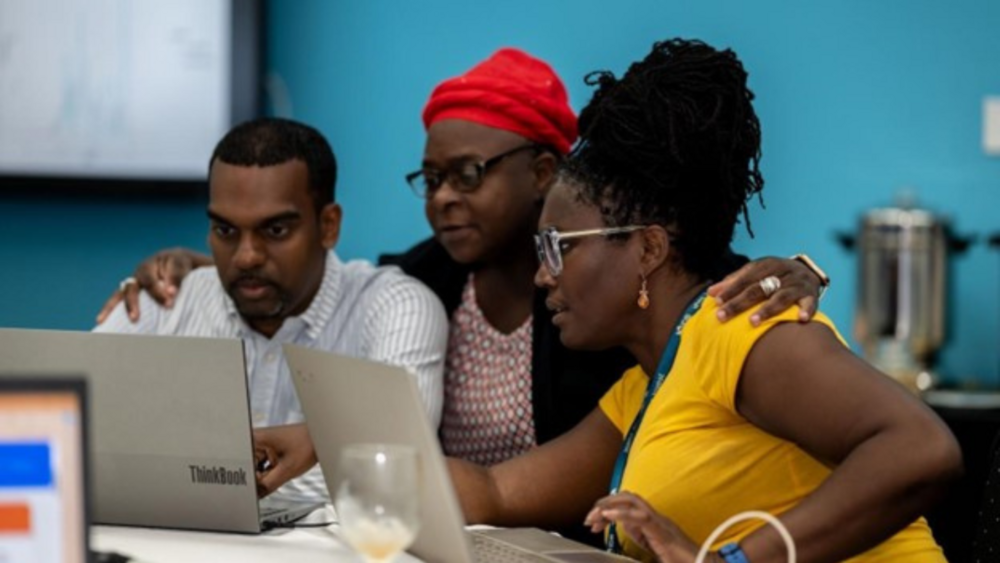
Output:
(694, 510), (796, 563)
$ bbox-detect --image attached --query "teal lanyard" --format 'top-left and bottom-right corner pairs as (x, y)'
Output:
(605, 288), (708, 554)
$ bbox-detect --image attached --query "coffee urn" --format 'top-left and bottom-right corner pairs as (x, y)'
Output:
(839, 203), (971, 391)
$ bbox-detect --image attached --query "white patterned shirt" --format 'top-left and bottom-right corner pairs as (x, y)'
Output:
(440, 275), (536, 465)
(95, 252), (448, 502)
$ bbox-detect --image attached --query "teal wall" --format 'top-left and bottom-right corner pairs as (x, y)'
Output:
(2, 0), (999, 386)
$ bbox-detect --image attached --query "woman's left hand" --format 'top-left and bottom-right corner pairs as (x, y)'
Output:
(708, 256), (824, 326)
(584, 492), (703, 563)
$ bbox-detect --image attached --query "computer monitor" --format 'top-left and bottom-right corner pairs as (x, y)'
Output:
(0, 0), (263, 191)
(0, 377), (89, 563)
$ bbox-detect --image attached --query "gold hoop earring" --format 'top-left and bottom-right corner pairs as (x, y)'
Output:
(638, 275), (650, 310)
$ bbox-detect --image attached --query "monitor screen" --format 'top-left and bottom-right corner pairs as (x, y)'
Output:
(0, 382), (87, 563)
(0, 0), (260, 184)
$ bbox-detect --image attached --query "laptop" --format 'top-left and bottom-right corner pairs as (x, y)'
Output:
(284, 344), (636, 563)
(0, 377), (89, 563)
(0, 328), (319, 533)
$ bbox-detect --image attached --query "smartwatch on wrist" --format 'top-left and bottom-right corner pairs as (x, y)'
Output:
(791, 253), (830, 299)
(719, 542), (749, 563)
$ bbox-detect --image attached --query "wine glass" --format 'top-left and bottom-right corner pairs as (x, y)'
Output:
(335, 444), (421, 563)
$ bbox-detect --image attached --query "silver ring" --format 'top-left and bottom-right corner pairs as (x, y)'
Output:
(118, 276), (138, 293)
(758, 275), (781, 298)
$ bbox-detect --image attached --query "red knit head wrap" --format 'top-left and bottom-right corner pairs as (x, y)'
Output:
(422, 48), (577, 155)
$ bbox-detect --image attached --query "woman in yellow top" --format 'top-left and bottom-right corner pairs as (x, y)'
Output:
(449, 38), (962, 563)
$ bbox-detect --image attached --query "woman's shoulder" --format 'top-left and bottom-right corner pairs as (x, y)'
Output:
(680, 297), (843, 406)
(686, 297), (837, 344)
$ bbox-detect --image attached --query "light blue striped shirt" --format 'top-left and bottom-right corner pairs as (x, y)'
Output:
(95, 252), (447, 501)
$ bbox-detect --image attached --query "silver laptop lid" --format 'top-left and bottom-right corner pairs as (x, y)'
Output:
(0, 328), (261, 533)
(284, 344), (475, 563)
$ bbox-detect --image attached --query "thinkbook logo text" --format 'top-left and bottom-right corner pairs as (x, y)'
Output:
(188, 465), (248, 486)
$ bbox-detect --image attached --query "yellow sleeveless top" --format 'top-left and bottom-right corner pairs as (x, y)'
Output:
(598, 299), (945, 562)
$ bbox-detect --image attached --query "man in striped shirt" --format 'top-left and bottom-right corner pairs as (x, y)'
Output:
(94, 118), (448, 502)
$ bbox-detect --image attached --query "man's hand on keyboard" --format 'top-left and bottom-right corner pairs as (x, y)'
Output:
(253, 423), (318, 498)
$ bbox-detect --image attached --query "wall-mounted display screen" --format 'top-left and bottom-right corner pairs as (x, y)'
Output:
(0, 0), (259, 184)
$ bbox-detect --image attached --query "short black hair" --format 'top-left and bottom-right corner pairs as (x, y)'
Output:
(209, 117), (337, 210)
(562, 38), (764, 279)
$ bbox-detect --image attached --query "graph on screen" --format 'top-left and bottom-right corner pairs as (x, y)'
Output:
(0, 0), (239, 182)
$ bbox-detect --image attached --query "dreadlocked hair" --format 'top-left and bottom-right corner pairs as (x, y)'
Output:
(210, 117), (337, 212)
(563, 38), (763, 278)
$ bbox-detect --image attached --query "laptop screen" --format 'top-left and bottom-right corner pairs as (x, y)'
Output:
(0, 379), (87, 563)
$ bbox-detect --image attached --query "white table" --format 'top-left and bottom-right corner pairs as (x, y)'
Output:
(91, 507), (424, 563)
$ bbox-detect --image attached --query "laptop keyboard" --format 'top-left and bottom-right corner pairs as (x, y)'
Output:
(259, 505), (284, 518)
(470, 533), (559, 563)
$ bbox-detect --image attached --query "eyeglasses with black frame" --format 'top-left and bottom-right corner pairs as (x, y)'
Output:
(405, 143), (539, 198)
(534, 225), (647, 277)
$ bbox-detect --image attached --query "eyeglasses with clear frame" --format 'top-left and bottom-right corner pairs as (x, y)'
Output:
(405, 143), (539, 198)
(534, 225), (647, 277)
